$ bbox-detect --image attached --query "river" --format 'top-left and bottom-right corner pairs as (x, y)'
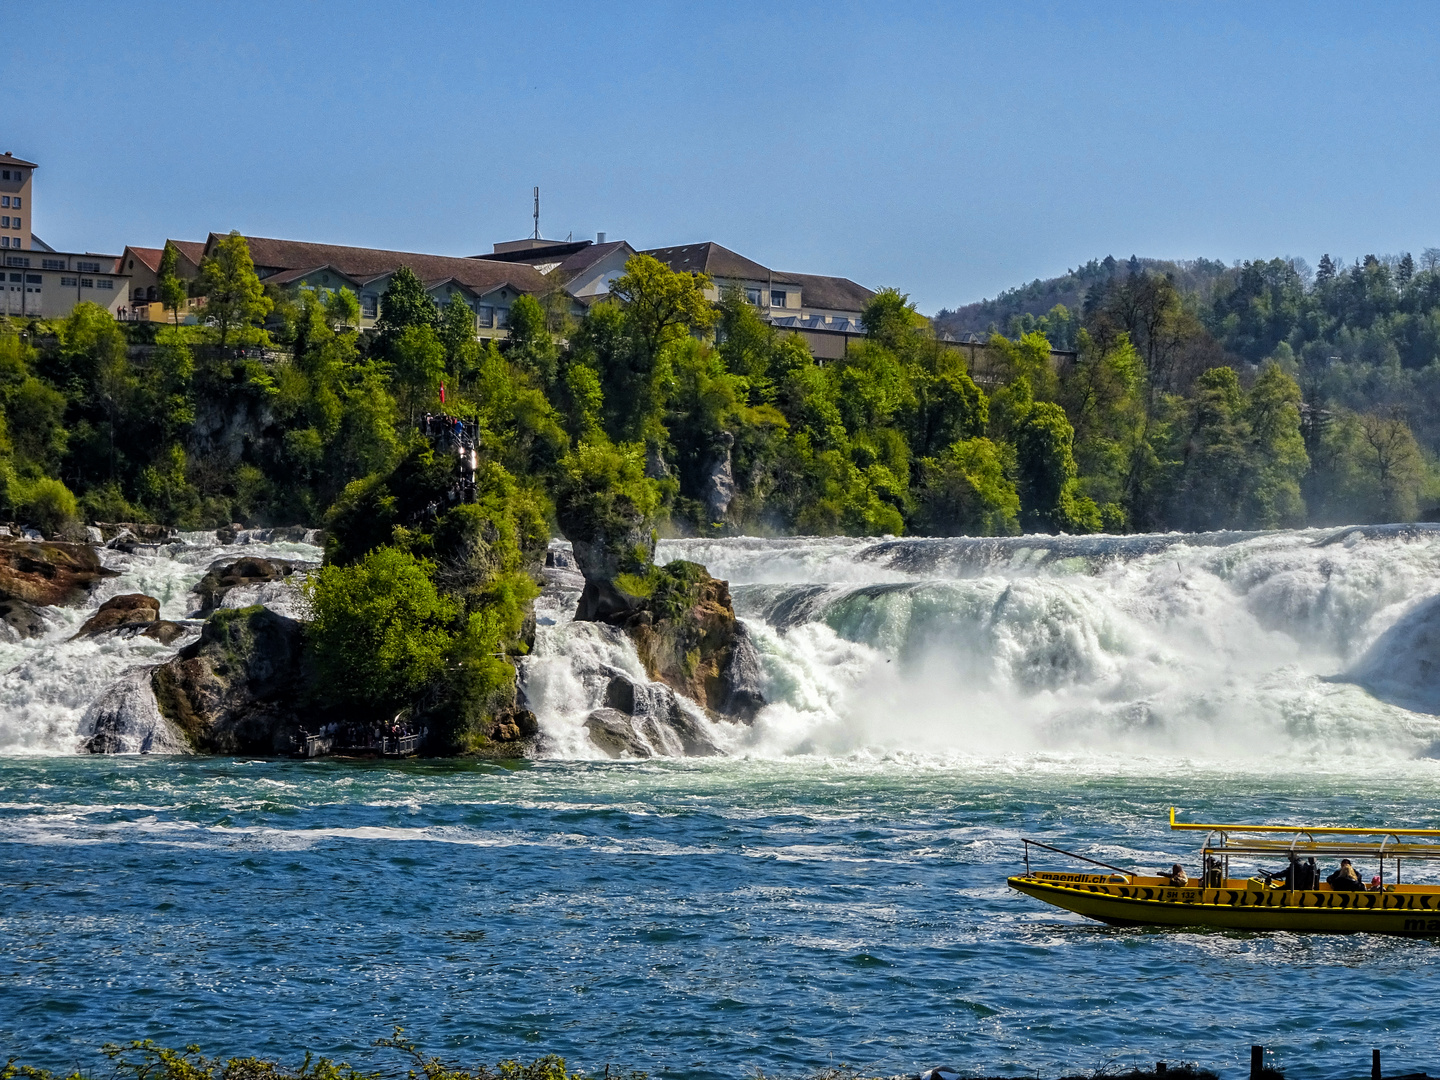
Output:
(2, 527), (1439, 1078)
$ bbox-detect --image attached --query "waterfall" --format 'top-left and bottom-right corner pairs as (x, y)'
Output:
(640, 525), (1440, 761)
(0, 532), (320, 755)
(5, 524), (1440, 761)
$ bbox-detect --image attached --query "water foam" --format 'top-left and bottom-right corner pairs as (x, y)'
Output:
(0, 533), (322, 756)
(640, 526), (1440, 762)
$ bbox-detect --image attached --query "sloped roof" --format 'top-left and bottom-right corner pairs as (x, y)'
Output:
(552, 240), (634, 278)
(642, 241), (775, 282)
(126, 246), (165, 273)
(0, 153), (38, 169)
(213, 234), (552, 296)
(776, 272), (875, 314)
(169, 240), (206, 266)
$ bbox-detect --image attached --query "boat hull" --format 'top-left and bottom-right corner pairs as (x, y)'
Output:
(1009, 874), (1440, 935)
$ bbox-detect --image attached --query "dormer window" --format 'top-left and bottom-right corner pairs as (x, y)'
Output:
(770, 290), (787, 308)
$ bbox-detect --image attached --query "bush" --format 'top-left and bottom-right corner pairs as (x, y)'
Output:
(12, 475), (79, 536)
(302, 547), (459, 716)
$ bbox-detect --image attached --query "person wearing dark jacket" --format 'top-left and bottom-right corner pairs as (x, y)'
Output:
(1327, 859), (1365, 891)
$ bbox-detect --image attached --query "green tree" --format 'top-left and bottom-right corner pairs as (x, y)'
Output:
(914, 437), (1020, 536)
(157, 242), (188, 326)
(438, 292), (479, 382)
(377, 267), (439, 342)
(303, 546), (460, 715)
(1016, 400), (1100, 533)
(391, 325), (446, 422)
(505, 293), (559, 387)
(197, 232), (272, 346)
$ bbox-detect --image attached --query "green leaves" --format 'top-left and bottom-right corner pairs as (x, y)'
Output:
(197, 232), (272, 347)
(302, 547), (460, 714)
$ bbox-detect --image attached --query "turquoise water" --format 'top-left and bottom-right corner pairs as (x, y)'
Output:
(2, 755), (1436, 1079)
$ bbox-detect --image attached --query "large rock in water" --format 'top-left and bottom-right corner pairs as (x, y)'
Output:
(572, 558), (764, 722)
(149, 606), (308, 754)
(0, 539), (118, 606)
(193, 556), (311, 611)
(75, 593), (188, 643)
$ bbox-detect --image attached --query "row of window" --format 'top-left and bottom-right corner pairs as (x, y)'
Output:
(1, 196), (20, 208)
(743, 287), (791, 308)
(5, 274), (41, 284)
(41, 259), (65, 270)
(355, 291), (510, 328)
(0, 169), (24, 182)
(1, 216), (21, 229)
(4, 256), (27, 267)
(1, 237), (21, 249)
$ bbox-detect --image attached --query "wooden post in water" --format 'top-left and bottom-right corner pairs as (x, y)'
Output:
(1250, 1045), (1263, 1080)
(1372, 1048), (1381, 1080)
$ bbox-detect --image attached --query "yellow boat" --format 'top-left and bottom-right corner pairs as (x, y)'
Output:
(1008, 808), (1440, 935)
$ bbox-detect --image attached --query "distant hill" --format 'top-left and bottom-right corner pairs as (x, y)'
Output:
(934, 255), (1233, 340)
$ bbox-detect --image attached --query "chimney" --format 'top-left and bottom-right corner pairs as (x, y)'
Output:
(597, 232), (606, 244)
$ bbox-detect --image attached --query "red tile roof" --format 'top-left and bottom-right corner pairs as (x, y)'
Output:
(218, 234), (552, 296)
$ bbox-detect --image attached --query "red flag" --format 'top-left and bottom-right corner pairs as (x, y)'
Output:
(439, 380), (446, 405)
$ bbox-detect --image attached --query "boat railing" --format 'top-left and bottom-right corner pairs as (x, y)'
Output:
(1021, 838), (1132, 881)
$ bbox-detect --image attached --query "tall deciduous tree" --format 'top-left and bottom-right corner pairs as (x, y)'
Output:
(377, 267), (439, 343)
(197, 231), (272, 347)
(157, 242), (188, 327)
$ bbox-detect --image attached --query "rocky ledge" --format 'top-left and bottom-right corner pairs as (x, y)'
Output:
(74, 593), (187, 644)
(193, 556), (314, 612)
(0, 538), (119, 607)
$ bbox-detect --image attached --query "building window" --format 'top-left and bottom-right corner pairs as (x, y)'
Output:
(12, 198), (19, 208)
(770, 290), (787, 308)
(61, 276), (77, 286)
(745, 287), (761, 305)
(81, 278), (94, 288)
(134, 288), (145, 300)
(3, 256), (25, 267)
(477, 305), (494, 328)
(7, 273), (18, 282)
(360, 293), (377, 318)
(0, 197), (7, 207)
(0, 170), (8, 180)
(1, 238), (7, 248)
(496, 307), (508, 329)
(11, 219), (18, 231)
(42, 258), (64, 270)
(25, 274), (39, 284)
(97, 279), (113, 289)
(77, 261), (100, 273)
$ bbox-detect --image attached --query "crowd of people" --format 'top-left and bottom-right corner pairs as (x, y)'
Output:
(1161, 856), (1383, 891)
(293, 720), (428, 755)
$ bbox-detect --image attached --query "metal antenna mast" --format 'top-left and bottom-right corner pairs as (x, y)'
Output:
(533, 186), (540, 240)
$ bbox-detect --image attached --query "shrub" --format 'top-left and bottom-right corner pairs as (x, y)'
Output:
(302, 546), (459, 716)
(12, 475), (79, 536)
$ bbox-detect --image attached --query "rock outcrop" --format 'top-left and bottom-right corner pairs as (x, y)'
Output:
(584, 669), (720, 757)
(149, 605), (309, 754)
(701, 432), (737, 523)
(569, 555), (763, 723)
(83, 669), (193, 755)
(74, 593), (190, 643)
(76, 593), (158, 634)
(0, 539), (119, 607)
(0, 598), (48, 640)
(193, 556), (311, 611)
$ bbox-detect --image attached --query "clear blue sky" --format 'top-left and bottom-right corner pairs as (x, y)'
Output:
(11, 3), (1440, 313)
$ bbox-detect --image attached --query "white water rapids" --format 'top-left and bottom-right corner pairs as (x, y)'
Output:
(2, 525), (1440, 762)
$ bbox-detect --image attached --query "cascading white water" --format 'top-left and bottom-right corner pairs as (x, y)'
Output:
(0, 532), (321, 755)
(5, 525), (1440, 762)
(640, 525), (1440, 761)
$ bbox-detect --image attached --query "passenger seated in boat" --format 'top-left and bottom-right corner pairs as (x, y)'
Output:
(1203, 856), (1224, 888)
(1162, 863), (1189, 886)
(1369, 875), (1383, 891)
(1326, 859), (1365, 891)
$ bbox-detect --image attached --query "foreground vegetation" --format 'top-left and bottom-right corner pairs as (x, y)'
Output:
(1, 1033), (645, 1080)
(0, 1035), (1226, 1080)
